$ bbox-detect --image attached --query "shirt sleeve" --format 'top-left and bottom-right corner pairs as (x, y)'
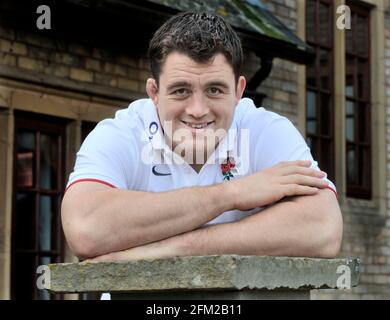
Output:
(66, 116), (139, 190)
(252, 115), (337, 194)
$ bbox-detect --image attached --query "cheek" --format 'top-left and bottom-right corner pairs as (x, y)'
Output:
(214, 105), (234, 123)
(162, 101), (186, 120)
(157, 104), (175, 122)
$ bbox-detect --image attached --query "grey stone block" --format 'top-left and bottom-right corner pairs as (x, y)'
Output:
(48, 255), (360, 296)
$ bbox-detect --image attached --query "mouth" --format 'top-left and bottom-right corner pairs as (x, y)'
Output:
(181, 121), (215, 130)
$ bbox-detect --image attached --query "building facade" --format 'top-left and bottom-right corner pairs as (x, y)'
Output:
(0, 0), (389, 299)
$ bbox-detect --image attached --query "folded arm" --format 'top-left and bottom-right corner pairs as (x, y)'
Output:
(61, 181), (229, 259)
(62, 160), (332, 259)
(92, 188), (343, 261)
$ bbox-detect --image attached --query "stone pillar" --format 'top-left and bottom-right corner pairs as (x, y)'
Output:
(48, 255), (360, 300)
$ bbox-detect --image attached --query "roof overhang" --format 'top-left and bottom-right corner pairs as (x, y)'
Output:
(143, 0), (315, 64)
(0, 0), (314, 65)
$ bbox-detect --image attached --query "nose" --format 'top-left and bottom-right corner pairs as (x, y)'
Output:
(185, 93), (209, 119)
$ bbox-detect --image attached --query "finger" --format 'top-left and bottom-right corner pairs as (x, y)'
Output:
(280, 166), (326, 178)
(280, 174), (329, 188)
(283, 185), (319, 197)
(277, 160), (312, 168)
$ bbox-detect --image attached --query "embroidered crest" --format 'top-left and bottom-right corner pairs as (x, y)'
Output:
(148, 121), (158, 141)
(221, 154), (236, 181)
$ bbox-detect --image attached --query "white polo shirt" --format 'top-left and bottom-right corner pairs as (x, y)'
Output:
(67, 98), (337, 225)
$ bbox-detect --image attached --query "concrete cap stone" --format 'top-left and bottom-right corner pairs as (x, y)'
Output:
(48, 255), (360, 293)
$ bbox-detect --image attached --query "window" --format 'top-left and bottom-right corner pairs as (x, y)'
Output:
(12, 112), (67, 299)
(345, 2), (371, 198)
(305, 0), (335, 183)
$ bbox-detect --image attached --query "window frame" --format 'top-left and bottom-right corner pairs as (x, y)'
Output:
(345, 1), (372, 199)
(11, 111), (67, 300)
(305, 0), (336, 183)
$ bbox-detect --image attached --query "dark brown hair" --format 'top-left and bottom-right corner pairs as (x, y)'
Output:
(148, 11), (243, 84)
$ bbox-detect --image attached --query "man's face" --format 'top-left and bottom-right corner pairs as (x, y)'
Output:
(146, 52), (246, 164)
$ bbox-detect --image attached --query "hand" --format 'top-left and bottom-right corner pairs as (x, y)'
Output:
(226, 160), (329, 211)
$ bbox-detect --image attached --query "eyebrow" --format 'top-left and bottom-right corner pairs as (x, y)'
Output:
(166, 80), (230, 92)
(204, 81), (230, 90)
(166, 81), (192, 92)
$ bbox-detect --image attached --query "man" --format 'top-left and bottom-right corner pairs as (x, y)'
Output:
(62, 11), (343, 263)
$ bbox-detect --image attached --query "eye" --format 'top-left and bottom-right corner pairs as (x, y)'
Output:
(207, 87), (223, 96)
(172, 88), (190, 97)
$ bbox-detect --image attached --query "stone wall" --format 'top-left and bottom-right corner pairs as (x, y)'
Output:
(0, 24), (150, 99)
(245, 0), (300, 124)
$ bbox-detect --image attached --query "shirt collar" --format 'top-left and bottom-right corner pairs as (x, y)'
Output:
(142, 99), (167, 151)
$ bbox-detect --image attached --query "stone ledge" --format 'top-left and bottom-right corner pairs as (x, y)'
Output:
(48, 255), (360, 294)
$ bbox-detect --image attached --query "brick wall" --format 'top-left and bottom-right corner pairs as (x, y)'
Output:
(0, 24), (149, 98)
(246, 0), (299, 124)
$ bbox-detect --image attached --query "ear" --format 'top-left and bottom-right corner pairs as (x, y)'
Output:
(235, 76), (246, 103)
(146, 78), (159, 106)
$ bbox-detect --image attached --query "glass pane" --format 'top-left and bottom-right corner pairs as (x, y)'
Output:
(359, 147), (370, 187)
(306, 136), (312, 149)
(347, 145), (357, 185)
(307, 91), (316, 117)
(306, 91), (317, 134)
(14, 253), (36, 299)
(320, 93), (331, 135)
(15, 193), (36, 250)
(345, 57), (355, 98)
(318, 138), (332, 179)
(307, 136), (318, 161)
(16, 131), (36, 188)
(319, 49), (331, 90)
(319, 2), (331, 46)
(37, 256), (51, 300)
(39, 196), (56, 251)
(358, 103), (369, 143)
(40, 133), (58, 189)
(306, 61), (317, 88)
(345, 16), (354, 53)
(17, 130), (35, 151)
(306, 0), (316, 43)
(346, 101), (355, 142)
(307, 121), (317, 134)
(357, 59), (369, 100)
(356, 15), (368, 56)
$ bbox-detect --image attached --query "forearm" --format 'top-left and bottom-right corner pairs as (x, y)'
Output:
(91, 189), (343, 261)
(177, 189), (342, 258)
(62, 182), (232, 258)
